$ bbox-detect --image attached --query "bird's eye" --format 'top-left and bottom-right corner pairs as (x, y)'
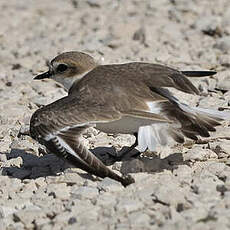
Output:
(56, 64), (68, 72)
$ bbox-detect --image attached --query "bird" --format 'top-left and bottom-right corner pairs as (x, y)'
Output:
(30, 51), (230, 186)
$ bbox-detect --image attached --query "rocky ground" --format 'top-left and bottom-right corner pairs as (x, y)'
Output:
(0, 0), (230, 229)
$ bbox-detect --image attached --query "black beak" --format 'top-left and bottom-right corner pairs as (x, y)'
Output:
(34, 71), (51, 80)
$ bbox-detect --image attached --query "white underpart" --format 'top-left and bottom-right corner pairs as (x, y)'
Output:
(137, 126), (157, 152)
(54, 70), (93, 91)
(55, 75), (77, 91)
(136, 101), (166, 152)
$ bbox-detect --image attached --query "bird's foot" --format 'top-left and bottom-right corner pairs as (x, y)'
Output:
(121, 174), (135, 187)
(117, 146), (141, 160)
(90, 146), (141, 166)
(102, 147), (141, 165)
(90, 147), (120, 166)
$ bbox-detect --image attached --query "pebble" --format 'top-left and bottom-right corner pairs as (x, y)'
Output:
(128, 212), (151, 227)
(13, 208), (45, 229)
(46, 183), (71, 200)
(216, 76), (230, 91)
(0, 206), (17, 218)
(194, 16), (221, 36)
(71, 186), (99, 199)
(97, 177), (124, 192)
(214, 36), (230, 53)
(116, 198), (144, 213)
(184, 147), (218, 161)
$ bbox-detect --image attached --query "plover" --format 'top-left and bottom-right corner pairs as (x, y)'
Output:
(30, 51), (229, 186)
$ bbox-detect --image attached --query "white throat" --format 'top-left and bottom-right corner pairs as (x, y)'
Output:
(54, 70), (91, 91)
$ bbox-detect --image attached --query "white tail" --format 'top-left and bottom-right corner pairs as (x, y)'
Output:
(136, 101), (230, 152)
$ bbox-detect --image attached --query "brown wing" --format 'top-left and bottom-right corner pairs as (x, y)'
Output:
(127, 64), (215, 94)
(30, 94), (136, 186)
(130, 63), (201, 94)
(70, 63), (204, 96)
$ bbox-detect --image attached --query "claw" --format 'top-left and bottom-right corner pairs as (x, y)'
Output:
(121, 174), (135, 187)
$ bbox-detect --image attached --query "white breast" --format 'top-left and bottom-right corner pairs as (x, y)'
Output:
(96, 101), (167, 152)
(96, 115), (158, 134)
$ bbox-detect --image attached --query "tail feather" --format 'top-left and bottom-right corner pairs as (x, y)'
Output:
(168, 129), (185, 143)
(181, 130), (198, 141)
(182, 71), (217, 77)
(196, 117), (216, 132)
(136, 86), (229, 152)
(176, 103), (230, 137)
(191, 106), (230, 120)
(136, 73), (229, 152)
(136, 99), (229, 152)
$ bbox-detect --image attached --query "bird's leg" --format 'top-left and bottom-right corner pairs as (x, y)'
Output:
(116, 132), (142, 160)
(91, 133), (143, 165)
(99, 133), (142, 164)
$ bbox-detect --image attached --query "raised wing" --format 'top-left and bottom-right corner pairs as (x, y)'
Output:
(30, 94), (137, 186)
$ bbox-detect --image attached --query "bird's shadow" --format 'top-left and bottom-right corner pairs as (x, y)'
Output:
(1, 146), (188, 181)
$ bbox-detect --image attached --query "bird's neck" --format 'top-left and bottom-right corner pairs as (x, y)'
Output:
(55, 70), (92, 91)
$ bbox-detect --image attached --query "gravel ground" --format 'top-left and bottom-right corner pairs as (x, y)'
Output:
(0, 0), (230, 229)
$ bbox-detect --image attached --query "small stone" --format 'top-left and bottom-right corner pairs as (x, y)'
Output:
(86, 0), (101, 7)
(216, 76), (230, 91)
(181, 206), (209, 223)
(71, 186), (99, 199)
(133, 27), (146, 44)
(214, 36), (230, 53)
(96, 194), (117, 207)
(97, 177), (123, 192)
(0, 153), (7, 162)
(194, 16), (222, 36)
(216, 184), (227, 195)
(70, 200), (100, 222)
(34, 177), (47, 188)
(0, 220), (6, 230)
(206, 162), (226, 178)
(68, 217), (77, 225)
(13, 208), (45, 229)
(4, 157), (23, 167)
(151, 174), (188, 207)
(30, 96), (47, 106)
(34, 217), (51, 229)
(0, 206), (17, 218)
(46, 183), (70, 200)
(128, 212), (151, 227)
(184, 147), (218, 161)
(53, 211), (74, 224)
(1, 198), (33, 210)
(5, 81), (12, 87)
(18, 124), (30, 136)
(172, 165), (193, 181)
(219, 55), (230, 67)
(12, 63), (22, 70)
(116, 199), (144, 213)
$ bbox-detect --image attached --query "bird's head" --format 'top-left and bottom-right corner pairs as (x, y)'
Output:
(34, 51), (98, 90)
